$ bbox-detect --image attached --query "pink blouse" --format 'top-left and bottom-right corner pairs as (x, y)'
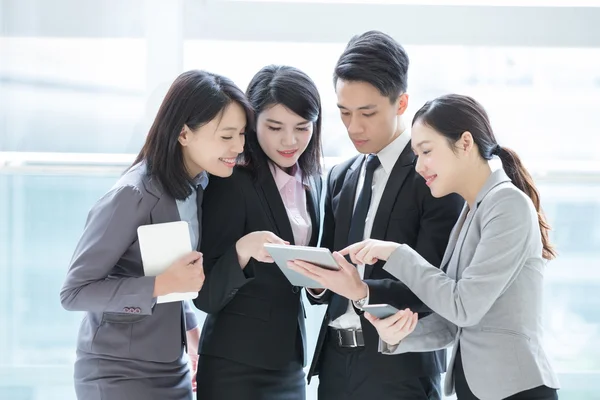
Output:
(269, 163), (312, 246)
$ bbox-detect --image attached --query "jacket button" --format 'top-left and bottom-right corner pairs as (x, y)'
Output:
(292, 286), (300, 294)
(123, 307), (130, 313)
(134, 308), (141, 314)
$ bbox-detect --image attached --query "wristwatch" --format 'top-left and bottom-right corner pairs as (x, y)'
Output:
(355, 295), (368, 308)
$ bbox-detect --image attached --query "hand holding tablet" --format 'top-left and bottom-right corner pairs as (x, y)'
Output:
(362, 304), (400, 319)
(137, 221), (202, 304)
(363, 306), (419, 346)
(264, 243), (340, 289)
(267, 244), (369, 302)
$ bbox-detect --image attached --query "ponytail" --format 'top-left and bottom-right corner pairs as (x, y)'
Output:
(411, 93), (557, 261)
(497, 146), (556, 260)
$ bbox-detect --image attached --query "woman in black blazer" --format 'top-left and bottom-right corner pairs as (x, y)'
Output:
(194, 65), (324, 400)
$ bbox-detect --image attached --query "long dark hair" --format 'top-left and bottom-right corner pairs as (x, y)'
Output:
(413, 94), (556, 260)
(242, 65), (322, 178)
(132, 70), (252, 200)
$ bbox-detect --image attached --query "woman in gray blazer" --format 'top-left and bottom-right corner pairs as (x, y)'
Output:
(339, 94), (560, 399)
(60, 70), (252, 400)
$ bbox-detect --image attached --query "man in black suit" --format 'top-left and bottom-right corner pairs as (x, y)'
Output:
(289, 31), (464, 399)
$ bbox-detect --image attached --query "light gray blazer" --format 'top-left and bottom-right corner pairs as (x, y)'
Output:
(379, 169), (560, 400)
(60, 163), (198, 363)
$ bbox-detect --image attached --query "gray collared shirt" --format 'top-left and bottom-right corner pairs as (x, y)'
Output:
(176, 172), (209, 250)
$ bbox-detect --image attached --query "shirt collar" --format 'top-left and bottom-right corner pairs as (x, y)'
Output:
(270, 162), (302, 191)
(371, 128), (411, 174)
(193, 171), (209, 190)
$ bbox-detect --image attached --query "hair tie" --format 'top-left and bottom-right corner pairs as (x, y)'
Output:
(491, 144), (502, 156)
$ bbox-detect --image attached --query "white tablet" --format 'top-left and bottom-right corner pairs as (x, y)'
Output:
(264, 243), (340, 289)
(137, 221), (198, 304)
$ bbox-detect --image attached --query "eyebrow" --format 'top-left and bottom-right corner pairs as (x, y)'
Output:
(266, 118), (310, 126)
(337, 104), (377, 111)
(411, 140), (432, 152)
(220, 126), (244, 132)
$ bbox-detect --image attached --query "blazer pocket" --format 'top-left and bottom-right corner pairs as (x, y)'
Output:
(102, 312), (148, 324)
(481, 327), (530, 341)
(221, 294), (271, 322)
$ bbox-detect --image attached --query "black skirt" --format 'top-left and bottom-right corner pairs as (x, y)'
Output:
(196, 354), (305, 400)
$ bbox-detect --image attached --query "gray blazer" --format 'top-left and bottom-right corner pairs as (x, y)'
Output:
(60, 163), (198, 363)
(379, 169), (560, 400)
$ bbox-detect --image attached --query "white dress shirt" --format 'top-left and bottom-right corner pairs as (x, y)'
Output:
(329, 130), (411, 330)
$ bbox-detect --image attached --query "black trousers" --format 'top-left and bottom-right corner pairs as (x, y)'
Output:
(454, 346), (558, 400)
(317, 337), (441, 400)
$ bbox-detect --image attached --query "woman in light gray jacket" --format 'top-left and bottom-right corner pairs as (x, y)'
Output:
(340, 94), (560, 400)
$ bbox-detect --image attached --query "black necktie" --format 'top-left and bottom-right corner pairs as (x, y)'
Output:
(329, 154), (380, 321)
(347, 154), (381, 246)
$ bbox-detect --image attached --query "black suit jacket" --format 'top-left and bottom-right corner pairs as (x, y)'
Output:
(195, 165), (322, 370)
(307, 141), (464, 382)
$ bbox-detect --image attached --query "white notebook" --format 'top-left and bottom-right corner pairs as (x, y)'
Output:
(137, 221), (199, 304)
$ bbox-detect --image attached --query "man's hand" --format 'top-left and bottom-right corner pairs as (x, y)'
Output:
(287, 252), (368, 301)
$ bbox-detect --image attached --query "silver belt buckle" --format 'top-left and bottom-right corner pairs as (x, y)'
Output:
(338, 329), (359, 347)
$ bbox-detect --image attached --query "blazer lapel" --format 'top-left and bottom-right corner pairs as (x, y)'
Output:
(364, 144), (415, 279)
(254, 168), (296, 245)
(446, 206), (477, 278)
(334, 156), (363, 250)
(306, 175), (321, 247)
(446, 169), (512, 277)
(143, 175), (181, 226)
(439, 204), (468, 273)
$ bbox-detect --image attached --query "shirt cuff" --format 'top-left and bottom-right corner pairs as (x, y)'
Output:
(379, 339), (400, 354)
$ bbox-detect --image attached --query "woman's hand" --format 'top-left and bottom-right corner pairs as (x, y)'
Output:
(154, 251), (204, 297)
(364, 308), (418, 346)
(340, 239), (401, 265)
(235, 231), (288, 268)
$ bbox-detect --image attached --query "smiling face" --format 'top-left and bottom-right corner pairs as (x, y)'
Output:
(255, 103), (314, 170)
(335, 79), (408, 154)
(411, 119), (472, 198)
(178, 101), (247, 178)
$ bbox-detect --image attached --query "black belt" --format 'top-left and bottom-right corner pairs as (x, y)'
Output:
(328, 327), (365, 348)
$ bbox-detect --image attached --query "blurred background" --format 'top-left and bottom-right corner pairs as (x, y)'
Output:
(1, 0), (600, 399)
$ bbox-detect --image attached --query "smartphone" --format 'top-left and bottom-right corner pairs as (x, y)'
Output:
(362, 304), (400, 319)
